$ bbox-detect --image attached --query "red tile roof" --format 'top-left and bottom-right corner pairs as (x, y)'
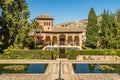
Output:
(36, 14), (53, 20)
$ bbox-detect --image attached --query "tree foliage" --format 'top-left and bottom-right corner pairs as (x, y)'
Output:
(31, 19), (43, 47)
(86, 8), (120, 49)
(86, 8), (99, 48)
(116, 9), (120, 22)
(0, 1), (4, 52)
(1, 0), (30, 49)
(100, 9), (120, 49)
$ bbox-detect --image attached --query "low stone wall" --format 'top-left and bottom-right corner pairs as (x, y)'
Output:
(77, 55), (120, 61)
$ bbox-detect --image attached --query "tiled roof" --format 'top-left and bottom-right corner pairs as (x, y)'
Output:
(36, 14), (53, 20)
(44, 27), (85, 33)
(28, 27), (85, 35)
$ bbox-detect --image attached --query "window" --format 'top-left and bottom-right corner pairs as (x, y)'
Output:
(49, 22), (51, 26)
(46, 22), (48, 26)
(44, 22), (51, 26)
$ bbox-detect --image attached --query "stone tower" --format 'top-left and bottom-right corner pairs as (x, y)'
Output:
(36, 14), (53, 31)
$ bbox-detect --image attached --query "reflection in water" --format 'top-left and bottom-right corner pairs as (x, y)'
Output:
(73, 64), (120, 73)
(73, 64), (101, 73)
(27, 64), (48, 73)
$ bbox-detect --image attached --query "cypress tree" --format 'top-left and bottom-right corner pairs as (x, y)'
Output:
(0, 1), (3, 52)
(100, 9), (120, 49)
(116, 9), (120, 22)
(114, 9), (120, 49)
(13, 0), (31, 49)
(1, 0), (30, 49)
(86, 8), (99, 48)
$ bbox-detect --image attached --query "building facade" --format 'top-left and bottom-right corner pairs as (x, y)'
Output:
(30, 14), (85, 49)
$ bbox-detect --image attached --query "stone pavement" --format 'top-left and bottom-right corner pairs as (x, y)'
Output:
(0, 74), (46, 80)
(0, 59), (120, 80)
(1, 59), (120, 64)
(70, 74), (120, 80)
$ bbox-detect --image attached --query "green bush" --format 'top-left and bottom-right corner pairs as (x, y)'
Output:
(42, 50), (58, 59)
(36, 45), (44, 49)
(68, 49), (120, 60)
(3, 45), (14, 54)
(0, 50), (58, 60)
(68, 50), (79, 59)
(1, 49), (120, 60)
(82, 45), (92, 50)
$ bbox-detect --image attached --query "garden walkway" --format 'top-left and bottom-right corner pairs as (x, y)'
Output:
(0, 59), (120, 80)
(0, 59), (120, 64)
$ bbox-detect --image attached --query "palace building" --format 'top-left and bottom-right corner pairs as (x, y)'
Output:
(29, 14), (85, 50)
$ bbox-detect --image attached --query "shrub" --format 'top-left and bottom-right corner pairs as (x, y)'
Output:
(36, 45), (44, 49)
(68, 49), (120, 60)
(3, 45), (14, 54)
(0, 50), (58, 60)
(42, 50), (58, 59)
(82, 45), (92, 50)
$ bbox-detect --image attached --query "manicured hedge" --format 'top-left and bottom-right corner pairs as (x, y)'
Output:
(1, 49), (120, 60)
(42, 50), (58, 59)
(68, 49), (120, 59)
(0, 50), (58, 60)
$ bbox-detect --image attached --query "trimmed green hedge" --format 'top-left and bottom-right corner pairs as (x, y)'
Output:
(1, 49), (120, 60)
(68, 49), (120, 59)
(42, 50), (58, 59)
(0, 50), (58, 60)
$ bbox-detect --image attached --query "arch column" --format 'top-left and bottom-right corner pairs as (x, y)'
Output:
(79, 33), (82, 49)
(42, 33), (46, 43)
(50, 34), (52, 46)
(65, 34), (68, 46)
(72, 34), (75, 46)
(57, 34), (59, 46)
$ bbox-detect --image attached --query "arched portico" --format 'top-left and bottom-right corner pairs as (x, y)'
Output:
(52, 36), (57, 45)
(46, 36), (51, 45)
(43, 33), (82, 49)
(59, 34), (66, 45)
(68, 36), (73, 46)
(74, 36), (79, 46)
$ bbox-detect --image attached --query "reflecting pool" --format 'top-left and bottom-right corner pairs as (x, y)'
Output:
(0, 64), (48, 74)
(73, 64), (120, 73)
(27, 64), (48, 73)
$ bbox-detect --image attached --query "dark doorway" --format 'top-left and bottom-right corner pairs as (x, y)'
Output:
(60, 38), (65, 45)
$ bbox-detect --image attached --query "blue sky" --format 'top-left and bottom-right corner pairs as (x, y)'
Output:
(26, 0), (120, 24)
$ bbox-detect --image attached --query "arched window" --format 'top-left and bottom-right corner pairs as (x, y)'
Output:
(74, 36), (79, 46)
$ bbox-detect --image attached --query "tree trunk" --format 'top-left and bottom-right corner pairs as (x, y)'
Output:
(34, 29), (37, 48)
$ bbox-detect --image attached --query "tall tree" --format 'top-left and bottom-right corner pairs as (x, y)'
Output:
(13, 0), (31, 49)
(1, 0), (15, 48)
(1, 0), (30, 49)
(114, 9), (120, 49)
(100, 9), (120, 49)
(116, 9), (120, 22)
(31, 19), (43, 47)
(86, 8), (99, 48)
(0, 1), (4, 52)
